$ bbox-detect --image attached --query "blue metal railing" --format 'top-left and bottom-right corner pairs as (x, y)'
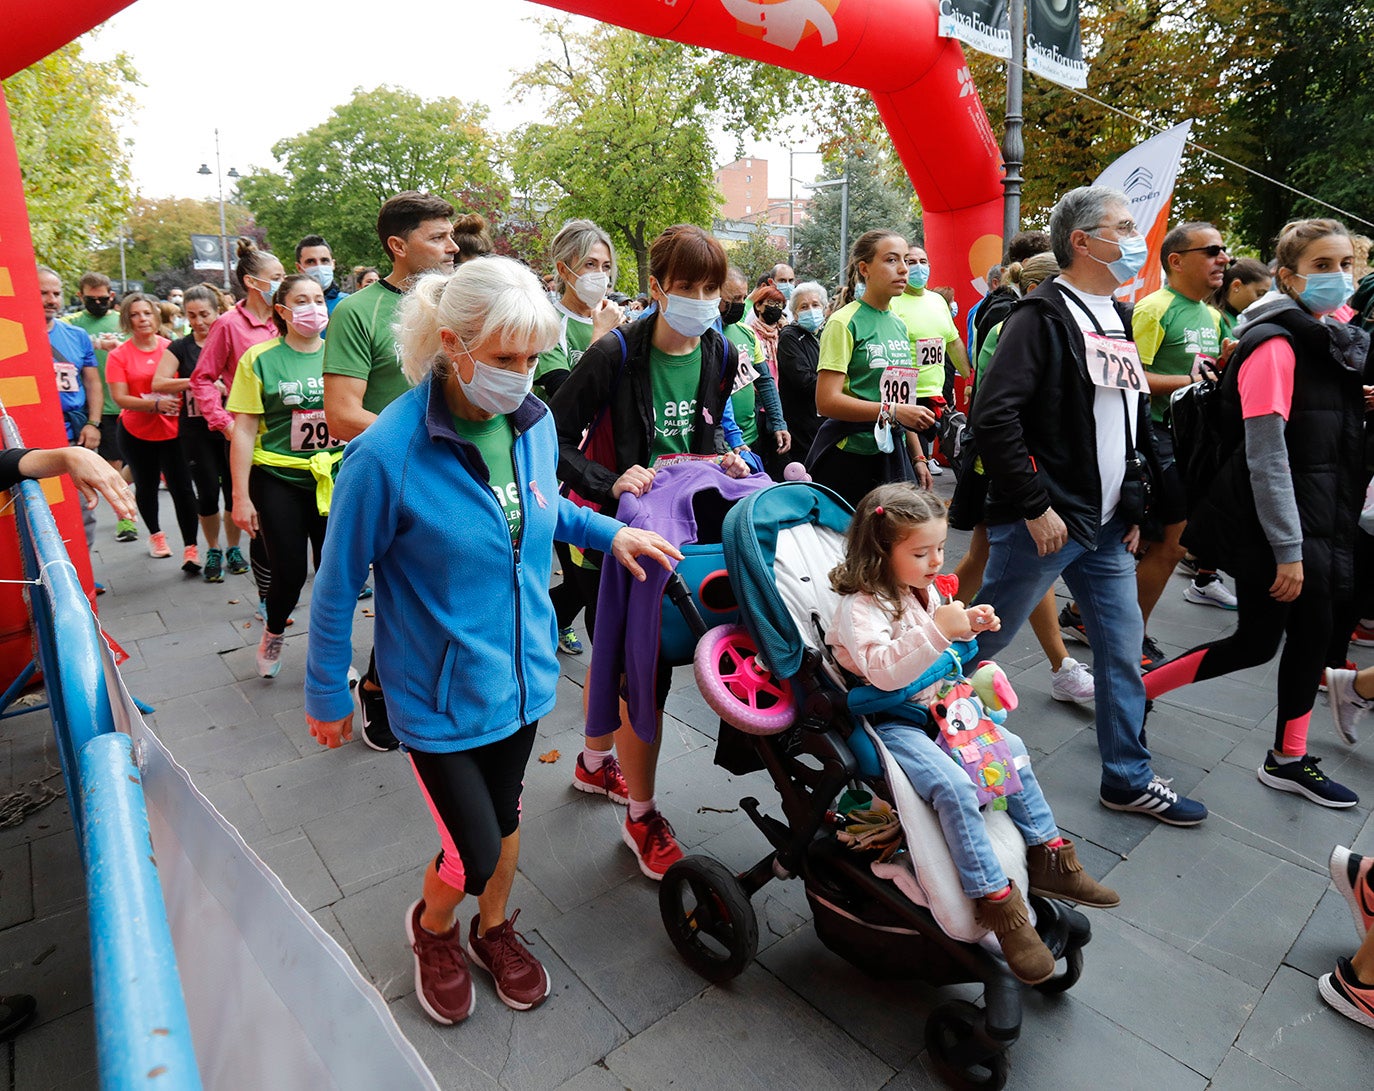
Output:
(2, 411), (200, 1089)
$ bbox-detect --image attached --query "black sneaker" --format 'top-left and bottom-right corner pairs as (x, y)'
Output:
(1257, 752), (1358, 808)
(358, 677), (399, 752)
(1100, 775), (1208, 825)
(1141, 634), (1165, 672)
(1058, 603), (1088, 644)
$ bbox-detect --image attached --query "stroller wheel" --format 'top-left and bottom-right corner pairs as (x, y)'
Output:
(924, 1000), (1010, 1091)
(1032, 942), (1084, 995)
(694, 625), (796, 735)
(659, 855), (758, 983)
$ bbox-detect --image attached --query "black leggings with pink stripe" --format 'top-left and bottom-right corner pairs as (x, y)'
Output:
(1144, 577), (1331, 756)
(408, 722), (537, 897)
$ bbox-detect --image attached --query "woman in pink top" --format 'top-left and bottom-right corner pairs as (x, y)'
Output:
(105, 294), (200, 565)
(190, 238), (284, 590)
(1145, 218), (1368, 810)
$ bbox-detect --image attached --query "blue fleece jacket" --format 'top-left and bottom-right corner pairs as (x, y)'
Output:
(304, 375), (622, 752)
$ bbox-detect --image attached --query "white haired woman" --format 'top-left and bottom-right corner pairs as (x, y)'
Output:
(776, 280), (828, 462)
(303, 257), (679, 1026)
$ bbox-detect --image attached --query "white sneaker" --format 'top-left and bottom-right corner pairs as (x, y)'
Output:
(256, 628), (285, 678)
(1183, 578), (1237, 610)
(1325, 667), (1370, 745)
(928, 461), (944, 476)
(1050, 658), (1095, 704)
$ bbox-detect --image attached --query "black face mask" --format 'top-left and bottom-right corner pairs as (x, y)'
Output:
(83, 296), (112, 317)
(720, 300), (746, 327)
(761, 304), (785, 326)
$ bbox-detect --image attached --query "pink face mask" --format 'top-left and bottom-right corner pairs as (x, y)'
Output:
(288, 302), (329, 335)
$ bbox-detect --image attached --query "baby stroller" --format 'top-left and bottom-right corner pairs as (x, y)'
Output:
(657, 480), (1092, 1091)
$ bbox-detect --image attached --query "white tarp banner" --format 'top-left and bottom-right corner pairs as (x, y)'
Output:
(936, 0), (1012, 59)
(1093, 120), (1194, 303)
(97, 638), (438, 1091)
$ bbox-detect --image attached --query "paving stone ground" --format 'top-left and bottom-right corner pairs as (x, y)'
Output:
(2, 477), (1373, 1089)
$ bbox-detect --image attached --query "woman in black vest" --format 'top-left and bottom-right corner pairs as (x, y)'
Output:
(1144, 219), (1368, 809)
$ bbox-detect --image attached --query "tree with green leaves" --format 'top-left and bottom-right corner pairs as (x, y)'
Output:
(510, 21), (722, 293)
(4, 41), (137, 285)
(236, 86), (499, 271)
(88, 196), (253, 292)
(726, 223), (789, 284)
(794, 142), (923, 288)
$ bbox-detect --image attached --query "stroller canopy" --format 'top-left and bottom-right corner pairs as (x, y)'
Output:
(721, 482), (854, 679)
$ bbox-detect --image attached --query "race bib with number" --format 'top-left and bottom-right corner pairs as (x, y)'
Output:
(290, 409), (343, 452)
(54, 361), (80, 394)
(731, 349), (760, 394)
(915, 337), (945, 372)
(879, 365), (921, 406)
(185, 394), (202, 418)
(1083, 331), (1147, 393)
(651, 453), (719, 471)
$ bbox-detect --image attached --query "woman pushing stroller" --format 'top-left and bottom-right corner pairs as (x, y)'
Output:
(826, 483), (1118, 984)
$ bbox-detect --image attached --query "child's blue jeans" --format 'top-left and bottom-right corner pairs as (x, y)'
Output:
(872, 720), (1059, 899)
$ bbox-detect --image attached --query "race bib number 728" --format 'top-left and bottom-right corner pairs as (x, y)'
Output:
(1083, 331), (1147, 393)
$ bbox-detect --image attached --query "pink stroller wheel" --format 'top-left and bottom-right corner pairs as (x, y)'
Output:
(694, 625), (796, 734)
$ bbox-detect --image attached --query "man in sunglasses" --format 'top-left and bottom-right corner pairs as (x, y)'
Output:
(1132, 222), (1235, 653)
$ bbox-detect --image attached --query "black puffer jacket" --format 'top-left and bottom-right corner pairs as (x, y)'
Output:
(1183, 297), (1369, 598)
(775, 323), (822, 458)
(549, 315), (735, 518)
(970, 277), (1160, 548)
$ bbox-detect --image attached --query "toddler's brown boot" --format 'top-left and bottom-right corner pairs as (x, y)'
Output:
(1027, 839), (1120, 908)
(975, 881), (1055, 985)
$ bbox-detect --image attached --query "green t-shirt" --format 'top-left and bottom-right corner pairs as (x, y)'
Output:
(649, 342), (702, 459)
(1132, 286), (1223, 423)
(66, 311), (124, 416)
(322, 280), (410, 415)
(723, 321), (765, 447)
(888, 289), (959, 397)
(976, 321), (1002, 389)
(534, 304), (595, 396)
(817, 300), (914, 455)
(452, 412), (521, 545)
(226, 337), (333, 488)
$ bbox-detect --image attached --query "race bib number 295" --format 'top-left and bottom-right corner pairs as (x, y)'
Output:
(290, 409), (343, 452)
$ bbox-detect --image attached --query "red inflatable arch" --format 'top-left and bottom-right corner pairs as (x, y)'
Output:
(0, 0), (1003, 683)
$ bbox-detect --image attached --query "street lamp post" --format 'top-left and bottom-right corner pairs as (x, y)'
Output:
(784, 147), (823, 268)
(198, 129), (239, 291)
(1001, 0), (1026, 244)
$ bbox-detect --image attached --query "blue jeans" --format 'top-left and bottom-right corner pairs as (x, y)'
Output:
(974, 514), (1152, 792)
(873, 722), (1059, 899)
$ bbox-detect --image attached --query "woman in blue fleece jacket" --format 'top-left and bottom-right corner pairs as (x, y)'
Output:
(303, 257), (678, 1027)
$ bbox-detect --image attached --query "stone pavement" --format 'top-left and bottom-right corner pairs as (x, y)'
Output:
(2, 477), (1374, 1089)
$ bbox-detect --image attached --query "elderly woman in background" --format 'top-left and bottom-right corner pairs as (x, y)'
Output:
(775, 280), (827, 465)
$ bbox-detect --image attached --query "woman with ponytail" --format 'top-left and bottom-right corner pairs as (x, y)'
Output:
(808, 230), (936, 506)
(304, 258), (677, 1025)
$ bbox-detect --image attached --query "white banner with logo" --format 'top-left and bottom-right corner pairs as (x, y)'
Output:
(98, 636), (438, 1091)
(936, 0), (1012, 59)
(1093, 120), (1194, 303)
(1026, 0), (1088, 89)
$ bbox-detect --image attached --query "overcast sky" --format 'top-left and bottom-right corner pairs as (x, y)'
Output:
(81, 0), (816, 206)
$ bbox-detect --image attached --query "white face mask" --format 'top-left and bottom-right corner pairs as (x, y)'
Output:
(455, 339), (533, 415)
(660, 292), (721, 337)
(573, 270), (609, 309)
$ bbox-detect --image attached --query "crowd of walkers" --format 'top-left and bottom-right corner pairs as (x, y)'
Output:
(35, 183), (1374, 1036)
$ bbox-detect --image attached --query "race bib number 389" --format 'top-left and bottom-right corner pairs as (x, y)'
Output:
(880, 365), (920, 406)
(290, 409), (343, 452)
(1083, 331), (1147, 392)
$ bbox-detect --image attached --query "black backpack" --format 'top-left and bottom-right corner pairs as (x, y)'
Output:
(1168, 372), (1229, 514)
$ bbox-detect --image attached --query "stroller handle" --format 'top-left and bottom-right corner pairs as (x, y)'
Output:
(846, 639), (979, 718)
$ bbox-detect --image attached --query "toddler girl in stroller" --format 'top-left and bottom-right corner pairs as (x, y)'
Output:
(826, 483), (1118, 984)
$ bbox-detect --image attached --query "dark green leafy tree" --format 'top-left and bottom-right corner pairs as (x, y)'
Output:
(88, 196), (253, 291)
(236, 86), (499, 270)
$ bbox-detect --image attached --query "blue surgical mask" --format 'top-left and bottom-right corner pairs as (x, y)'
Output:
(1294, 270), (1354, 315)
(305, 266), (334, 291)
(1090, 233), (1149, 284)
(949, 300), (959, 318)
(456, 339), (533, 415)
(796, 308), (824, 333)
(854, 282), (867, 300)
(908, 263), (931, 290)
(660, 293), (720, 338)
(778, 282), (794, 300)
(257, 277), (282, 305)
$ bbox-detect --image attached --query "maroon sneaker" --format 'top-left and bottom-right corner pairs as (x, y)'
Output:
(466, 911), (550, 1011)
(572, 753), (630, 804)
(405, 899), (474, 1024)
(621, 809), (684, 880)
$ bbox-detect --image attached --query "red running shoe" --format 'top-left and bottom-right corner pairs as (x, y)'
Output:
(466, 911), (550, 1011)
(404, 899), (474, 1025)
(1330, 846), (1374, 940)
(622, 809), (684, 880)
(573, 753), (629, 804)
